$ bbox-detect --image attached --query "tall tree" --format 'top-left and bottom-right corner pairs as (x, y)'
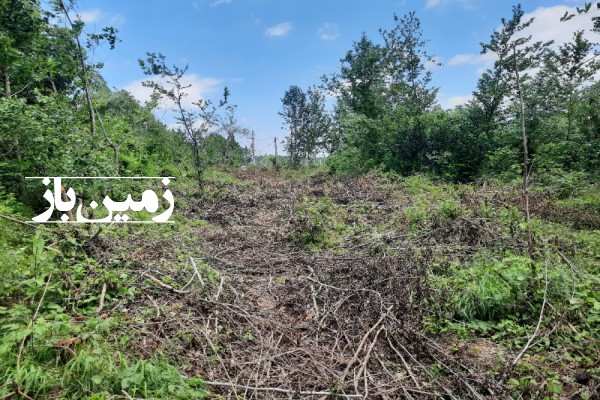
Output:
(326, 34), (386, 119)
(481, 4), (553, 260)
(472, 66), (507, 141)
(381, 12), (439, 173)
(0, 0), (44, 98)
(302, 87), (331, 160)
(280, 85), (307, 167)
(218, 90), (249, 165)
(279, 85), (331, 166)
(380, 12), (438, 113)
(324, 34), (387, 171)
(548, 31), (600, 139)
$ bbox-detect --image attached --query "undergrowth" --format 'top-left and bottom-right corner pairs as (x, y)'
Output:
(0, 194), (207, 399)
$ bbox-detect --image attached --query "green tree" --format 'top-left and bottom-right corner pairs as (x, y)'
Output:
(324, 34), (388, 171)
(548, 31), (600, 139)
(302, 87), (331, 160)
(425, 106), (488, 181)
(218, 90), (249, 165)
(0, 0), (44, 98)
(326, 34), (386, 119)
(279, 85), (307, 167)
(139, 52), (226, 190)
(482, 4), (553, 259)
(280, 85), (331, 166)
(381, 12), (438, 174)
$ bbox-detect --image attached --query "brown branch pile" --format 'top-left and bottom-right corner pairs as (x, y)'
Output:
(88, 169), (511, 399)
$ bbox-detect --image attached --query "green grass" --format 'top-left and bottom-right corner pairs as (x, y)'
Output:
(0, 195), (207, 399)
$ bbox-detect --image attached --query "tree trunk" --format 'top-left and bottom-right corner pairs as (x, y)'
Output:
(58, 1), (96, 136)
(48, 72), (58, 94)
(513, 47), (535, 261)
(566, 90), (576, 142)
(195, 146), (204, 192)
(224, 132), (232, 165)
(2, 66), (11, 98)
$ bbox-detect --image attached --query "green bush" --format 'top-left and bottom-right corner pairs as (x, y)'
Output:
(432, 254), (571, 322)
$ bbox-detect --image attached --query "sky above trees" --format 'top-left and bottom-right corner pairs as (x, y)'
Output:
(77, 0), (599, 154)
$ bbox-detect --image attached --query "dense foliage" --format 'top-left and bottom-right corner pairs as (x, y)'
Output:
(277, 6), (600, 183)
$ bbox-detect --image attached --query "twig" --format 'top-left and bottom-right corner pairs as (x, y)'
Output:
(190, 257), (205, 286)
(558, 250), (580, 275)
(202, 380), (362, 398)
(0, 214), (42, 230)
(17, 273), (52, 369)
(340, 307), (391, 382)
(310, 283), (320, 321)
(392, 339), (458, 400)
(95, 282), (107, 315)
(50, 344), (77, 358)
(121, 390), (134, 400)
(512, 258), (549, 367)
(355, 325), (384, 396)
(10, 390), (34, 400)
(146, 294), (160, 319)
(405, 388), (442, 397)
(386, 336), (421, 388)
(144, 274), (190, 295)
(214, 276), (224, 301)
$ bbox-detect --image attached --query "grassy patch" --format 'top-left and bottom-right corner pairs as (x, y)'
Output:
(0, 196), (207, 399)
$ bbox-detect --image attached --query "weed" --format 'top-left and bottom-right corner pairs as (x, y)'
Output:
(292, 194), (353, 250)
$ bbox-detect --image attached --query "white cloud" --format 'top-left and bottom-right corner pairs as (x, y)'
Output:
(123, 74), (223, 111)
(265, 22), (293, 37)
(448, 52), (496, 69)
(79, 9), (102, 23)
(319, 23), (340, 41)
(211, 0), (231, 6)
(439, 94), (473, 110)
(448, 54), (476, 66)
(425, 0), (442, 8)
(447, 5), (600, 76)
(78, 9), (125, 26)
(519, 5), (600, 47)
(425, 0), (473, 10)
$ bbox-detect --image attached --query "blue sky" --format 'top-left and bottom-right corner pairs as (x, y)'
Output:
(76, 0), (598, 154)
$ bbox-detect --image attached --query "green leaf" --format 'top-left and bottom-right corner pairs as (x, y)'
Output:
(507, 378), (520, 388)
(15, 328), (33, 341)
(91, 375), (103, 385)
(0, 343), (13, 355)
(581, 391), (591, 400)
(546, 381), (562, 394)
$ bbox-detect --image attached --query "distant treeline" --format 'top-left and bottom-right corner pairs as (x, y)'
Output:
(279, 6), (600, 183)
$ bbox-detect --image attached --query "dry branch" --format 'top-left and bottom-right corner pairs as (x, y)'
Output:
(144, 274), (190, 295)
(202, 380), (362, 398)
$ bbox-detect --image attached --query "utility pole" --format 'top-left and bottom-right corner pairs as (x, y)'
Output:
(251, 130), (256, 165)
(274, 137), (278, 167)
